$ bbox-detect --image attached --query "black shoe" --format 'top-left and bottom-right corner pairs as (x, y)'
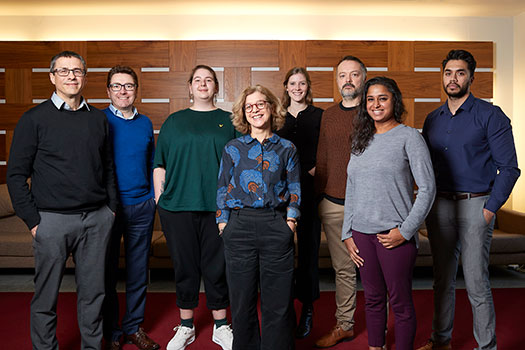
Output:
(295, 305), (313, 339)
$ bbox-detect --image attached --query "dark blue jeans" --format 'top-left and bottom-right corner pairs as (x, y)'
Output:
(103, 198), (156, 340)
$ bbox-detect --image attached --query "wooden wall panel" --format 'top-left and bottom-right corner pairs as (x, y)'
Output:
(0, 133), (5, 161)
(279, 41), (307, 74)
(5, 69), (32, 103)
(136, 103), (171, 130)
(388, 42), (414, 71)
(32, 72), (54, 99)
(87, 41), (170, 67)
(0, 72), (5, 98)
(224, 67), (251, 102)
(170, 41), (197, 72)
(368, 71), (442, 98)
(414, 102), (442, 129)
(197, 41), (279, 67)
(414, 41), (493, 68)
(141, 72), (188, 99)
(0, 39), (495, 183)
(251, 71), (282, 97)
(0, 42), (60, 68)
(309, 71), (333, 99)
(306, 41), (388, 67)
(0, 104), (37, 129)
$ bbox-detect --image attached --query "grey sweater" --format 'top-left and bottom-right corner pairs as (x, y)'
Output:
(342, 124), (436, 246)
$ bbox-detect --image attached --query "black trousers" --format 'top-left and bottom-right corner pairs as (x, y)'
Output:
(295, 173), (321, 305)
(222, 208), (295, 350)
(158, 208), (229, 310)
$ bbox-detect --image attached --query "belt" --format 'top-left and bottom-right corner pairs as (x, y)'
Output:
(437, 192), (490, 201)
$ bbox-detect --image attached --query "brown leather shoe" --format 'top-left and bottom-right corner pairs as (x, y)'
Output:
(105, 340), (122, 350)
(124, 327), (160, 350)
(416, 340), (452, 350)
(314, 324), (354, 348)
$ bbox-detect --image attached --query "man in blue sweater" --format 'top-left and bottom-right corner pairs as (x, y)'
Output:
(102, 66), (158, 350)
(7, 51), (117, 350)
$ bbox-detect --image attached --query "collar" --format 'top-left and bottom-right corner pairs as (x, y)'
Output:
(338, 101), (358, 112)
(440, 93), (475, 116)
(241, 133), (280, 144)
(109, 104), (138, 120)
(51, 92), (90, 111)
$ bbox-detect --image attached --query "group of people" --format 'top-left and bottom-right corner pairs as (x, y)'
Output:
(5, 48), (520, 350)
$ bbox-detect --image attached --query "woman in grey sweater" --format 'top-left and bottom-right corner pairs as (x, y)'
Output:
(342, 76), (436, 350)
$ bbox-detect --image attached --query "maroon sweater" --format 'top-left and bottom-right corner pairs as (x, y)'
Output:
(315, 102), (358, 201)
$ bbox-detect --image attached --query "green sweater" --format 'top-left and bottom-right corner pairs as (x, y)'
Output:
(154, 108), (238, 212)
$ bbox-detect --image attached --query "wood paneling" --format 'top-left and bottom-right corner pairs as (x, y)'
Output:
(0, 133), (5, 161)
(224, 67), (251, 102)
(415, 41), (493, 68)
(170, 41), (196, 72)
(0, 72), (5, 98)
(141, 72), (188, 99)
(309, 71), (333, 99)
(251, 71), (282, 97)
(197, 41), (279, 67)
(0, 42), (60, 68)
(279, 41), (307, 74)
(5, 69), (32, 103)
(415, 102), (443, 129)
(0, 104), (37, 129)
(306, 41), (388, 67)
(367, 71), (442, 98)
(388, 42), (414, 72)
(0, 39), (495, 179)
(87, 41), (169, 67)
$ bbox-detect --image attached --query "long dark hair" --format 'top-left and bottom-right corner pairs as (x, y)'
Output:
(351, 76), (405, 155)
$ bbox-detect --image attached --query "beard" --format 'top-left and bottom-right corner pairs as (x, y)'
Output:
(341, 83), (363, 100)
(444, 82), (469, 99)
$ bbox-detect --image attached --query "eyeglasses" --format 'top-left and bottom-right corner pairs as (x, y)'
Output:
(108, 83), (137, 92)
(244, 100), (268, 113)
(51, 68), (86, 77)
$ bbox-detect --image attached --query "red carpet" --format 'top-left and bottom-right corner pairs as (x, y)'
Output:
(1, 289), (524, 349)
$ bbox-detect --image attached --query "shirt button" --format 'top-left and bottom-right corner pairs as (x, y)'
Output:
(258, 197), (262, 200)
(447, 130), (451, 134)
(444, 147), (448, 151)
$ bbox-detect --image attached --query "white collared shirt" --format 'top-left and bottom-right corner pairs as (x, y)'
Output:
(50, 92), (90, 111)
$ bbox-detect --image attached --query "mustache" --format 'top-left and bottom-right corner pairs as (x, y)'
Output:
(343, 83), (355, 89)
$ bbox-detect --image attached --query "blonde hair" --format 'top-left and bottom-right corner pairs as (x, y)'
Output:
(231, 85), (286, 134)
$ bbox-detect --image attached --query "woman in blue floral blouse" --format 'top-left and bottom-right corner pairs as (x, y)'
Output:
(216, 84), (301, 350)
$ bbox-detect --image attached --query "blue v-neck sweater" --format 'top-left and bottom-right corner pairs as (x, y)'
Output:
(104, 108), (155, 206)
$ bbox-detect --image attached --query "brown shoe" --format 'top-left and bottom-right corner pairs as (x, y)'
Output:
(314, 324), (354, 348)
(124, 327), (160, 350)
(416, 339), (452, 350)
(105, 340), (122, 350)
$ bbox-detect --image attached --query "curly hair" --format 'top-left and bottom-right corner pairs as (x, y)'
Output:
(281, 67), (313, 108)
(352, 76), (405, 155)
(231, 85), (286, 135)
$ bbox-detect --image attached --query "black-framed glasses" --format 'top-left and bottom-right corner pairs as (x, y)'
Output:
(51, 68), (86, 77)
(244, 100), (268, 113)
(108, 83), (137, 92)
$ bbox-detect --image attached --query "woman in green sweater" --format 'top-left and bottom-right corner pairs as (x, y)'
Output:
(153, 65), (237, 350)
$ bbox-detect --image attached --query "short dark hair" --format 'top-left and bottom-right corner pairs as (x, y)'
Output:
(107, 65), (139, 88)
(337, 55), (367, 79)
(281, 67), (313, 108)
(442, 49), (477, 77)
(352, 76), (405, 155)
(50, 51), (86, 72)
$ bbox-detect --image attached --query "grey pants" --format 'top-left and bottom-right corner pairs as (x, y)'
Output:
(426, 195), (496, 350)
(31, 206), (114, 350)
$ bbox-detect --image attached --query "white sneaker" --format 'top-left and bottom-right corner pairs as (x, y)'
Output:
(166, 325), (196, 350)
(212, 324), (233, 350)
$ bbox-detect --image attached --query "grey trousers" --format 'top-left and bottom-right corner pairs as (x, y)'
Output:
(426, 195), (497, 350)
(31, 205), (114, 350)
